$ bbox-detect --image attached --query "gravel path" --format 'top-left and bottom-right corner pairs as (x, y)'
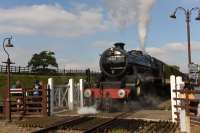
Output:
(0, 121), (38, 133)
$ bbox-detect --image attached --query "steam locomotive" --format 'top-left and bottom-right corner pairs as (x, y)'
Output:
(84, 42), (184, 105)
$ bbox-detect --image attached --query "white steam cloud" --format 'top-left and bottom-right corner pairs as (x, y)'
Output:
(77, 106), (99, 114)
(104, 0), (155, 51)
(137, 0), (155, 51)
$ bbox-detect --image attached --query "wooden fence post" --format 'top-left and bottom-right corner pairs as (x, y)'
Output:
(18, 66), (21, 73)
(23, 88), (26, 115)
(42, 85), (48, 116)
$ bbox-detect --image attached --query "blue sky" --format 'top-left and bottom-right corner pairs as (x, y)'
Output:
(0, 0), (200, 72)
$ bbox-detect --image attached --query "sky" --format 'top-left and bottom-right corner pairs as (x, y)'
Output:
(0, 0), (200, 72)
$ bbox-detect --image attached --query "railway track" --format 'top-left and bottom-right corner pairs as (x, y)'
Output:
(82, 118), (177, 133)
(83, 112), (128, 133)
(31, 115), (88, 133)
(31, 113), (127, 133)
(29, 112), (178, 133)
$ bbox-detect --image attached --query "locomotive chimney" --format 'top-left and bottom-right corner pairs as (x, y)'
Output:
(114, 42), (125, 50)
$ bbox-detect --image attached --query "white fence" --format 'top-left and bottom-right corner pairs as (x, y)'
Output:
(48, 78), (84, 115)
(170, 75), (190, 133)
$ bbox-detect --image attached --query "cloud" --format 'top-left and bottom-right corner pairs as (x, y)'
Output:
(2, 39), (200, 73)
(91, 40), (114, 49)
(104, 0), (137, 28)
(0, 4), (108, 37)
(0, 46), (100, 71)
(146, 42), (200, 72)
(104, 0), (156, 50)
(0, 47), (33, 66)
(58, 58), (99, 71)
(56, 40), (117, 71)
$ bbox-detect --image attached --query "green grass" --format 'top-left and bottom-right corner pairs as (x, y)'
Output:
(0, 73), (84, 89)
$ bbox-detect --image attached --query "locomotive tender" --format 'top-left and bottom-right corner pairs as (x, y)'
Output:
(84, 42), (182, 102)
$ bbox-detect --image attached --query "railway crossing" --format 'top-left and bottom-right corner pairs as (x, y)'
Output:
(0, 74), (199, 133)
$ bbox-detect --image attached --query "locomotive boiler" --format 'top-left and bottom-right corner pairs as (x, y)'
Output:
(84, 42), (182, 106)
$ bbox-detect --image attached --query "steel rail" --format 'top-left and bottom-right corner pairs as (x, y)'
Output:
(31, 115), (89, 133)
(83, 112), (128, 133)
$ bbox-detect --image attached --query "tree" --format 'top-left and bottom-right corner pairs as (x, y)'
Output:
(171, 65), (180, 71)
(28, 51), (58, 73)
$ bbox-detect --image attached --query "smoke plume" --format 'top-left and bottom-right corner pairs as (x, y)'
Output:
(77, 106), (99, 114)
(104, 0), (155, 51)
(137, 0), (155, 51)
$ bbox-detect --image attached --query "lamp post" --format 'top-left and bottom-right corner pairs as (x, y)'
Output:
(2, 36), (14, 122)
(170, 7), (200, 69)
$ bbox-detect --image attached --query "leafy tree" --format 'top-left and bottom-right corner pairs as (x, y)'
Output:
(171, 65), (180, 71)
(28, 51), (58, 73)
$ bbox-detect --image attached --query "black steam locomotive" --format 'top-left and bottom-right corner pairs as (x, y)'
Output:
(84, 42), (183, 103)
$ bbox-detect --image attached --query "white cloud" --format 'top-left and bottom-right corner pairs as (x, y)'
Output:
(2, 40), (200, 73)
(104, 0), (137, 28)
(0, 47), (33, 66)
(146, 42), (200, 72)
(0, 46), (100, 71)
(91, 40), (114, 49)
(0, 4), (108, 37)
(58, 58), (99, 71)
(56, 40), (116, 71)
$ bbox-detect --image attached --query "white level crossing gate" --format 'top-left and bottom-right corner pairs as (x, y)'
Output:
(170, 75), (200, 133)
(48, 78), (84, 115)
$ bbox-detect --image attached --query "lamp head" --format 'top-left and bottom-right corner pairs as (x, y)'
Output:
(170, 13), (176, 19)
(5, 38), (13, 47)
(195, 13), (200, 21)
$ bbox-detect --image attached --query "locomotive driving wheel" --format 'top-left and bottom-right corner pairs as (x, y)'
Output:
(135, 79), (142, 96)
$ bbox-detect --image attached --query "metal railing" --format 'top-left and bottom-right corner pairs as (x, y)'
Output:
(0, 65), (100, 75)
